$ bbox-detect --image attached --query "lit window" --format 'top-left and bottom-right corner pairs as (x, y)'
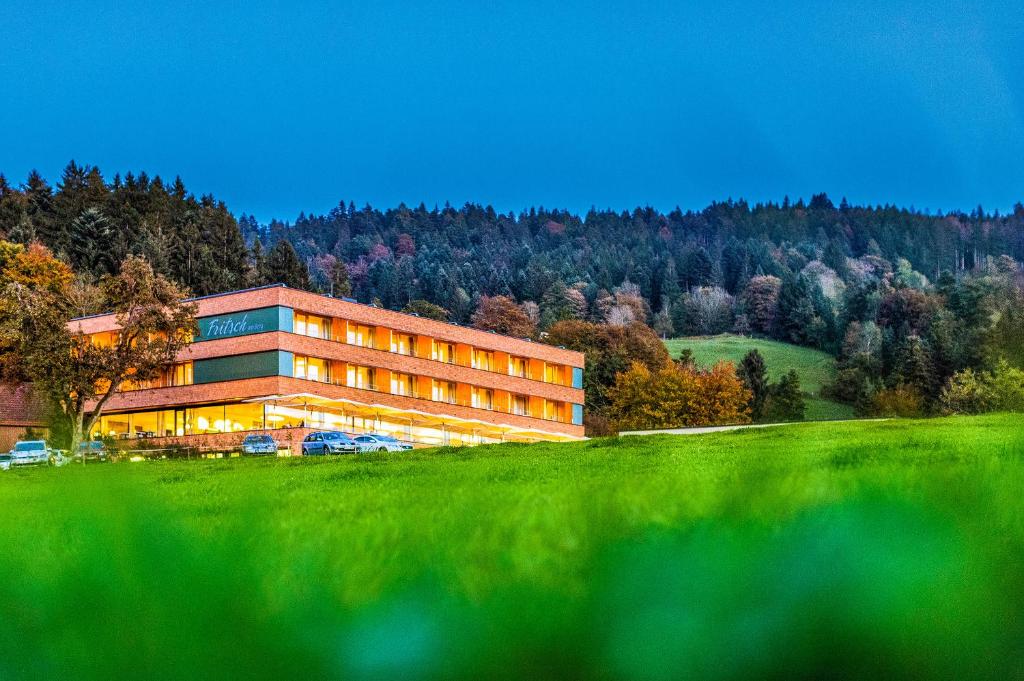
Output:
(431, 380), (456, 404)
(170, 362), (193, 386)
(391, 333), (416, 356)
(295, 312), (329, 339)
(543, 400), (561, 421)
(544, 364), (564, 385)
(472, 387), (493, 410)
(294, 355), (329, 382)
(512, 395), (529, 416)
(347, 324), (375, 348)
(391, 372), (414, 396)
(508, 356), (527, 377)
(346, 365), (376, 390)
(432, 340), (455, 363)
(472, 349), (494, 371)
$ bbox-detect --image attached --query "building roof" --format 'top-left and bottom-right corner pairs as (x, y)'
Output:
(0, 383), (47, 426)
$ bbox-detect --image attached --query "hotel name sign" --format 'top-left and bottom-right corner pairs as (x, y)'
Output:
(196, 307), (282, 341)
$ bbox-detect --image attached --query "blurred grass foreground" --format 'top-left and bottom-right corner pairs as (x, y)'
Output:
(2, 414), (1023, 679)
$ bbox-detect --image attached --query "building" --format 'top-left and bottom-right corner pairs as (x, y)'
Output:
(0, 384), (47, 451)
(70, 285), (585, 454)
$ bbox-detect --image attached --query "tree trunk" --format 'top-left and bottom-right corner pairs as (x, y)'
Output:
(70, 411), (85, 466)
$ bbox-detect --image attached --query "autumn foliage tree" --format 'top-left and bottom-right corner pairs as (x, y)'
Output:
(545, 320), (669, 434)
(470, 295), (536, 337)
(1, 251), (197, 454)
(608, 360), (751, 432)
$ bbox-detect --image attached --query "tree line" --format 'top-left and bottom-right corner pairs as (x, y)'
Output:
(2, 161), (1022, 429)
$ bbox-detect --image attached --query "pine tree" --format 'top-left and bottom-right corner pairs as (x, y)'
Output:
(737, 349), (769, 421)
(23, 170), (58, 251)
(265, 240), (310, 290)
(69, 207), (114, 275)
(249, 237), (268, 287)
(765, 370), (805, 421)
(0, 174), (27, 239)
(775, 274), (817, 345)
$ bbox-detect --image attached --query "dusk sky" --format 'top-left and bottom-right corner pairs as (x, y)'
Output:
(3, 1), (1023, 221)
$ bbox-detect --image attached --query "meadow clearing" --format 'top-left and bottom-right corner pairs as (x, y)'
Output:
(664, 334), (856, 420)
(1, 414), (1022, 679)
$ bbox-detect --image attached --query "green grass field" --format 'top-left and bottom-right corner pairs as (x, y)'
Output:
(2, 414), (1023, 679)
(664, 334), (855, 420)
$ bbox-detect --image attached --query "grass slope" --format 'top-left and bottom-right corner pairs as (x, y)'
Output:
(665, 334), (855, 420)
(2, 414), (1024, 679)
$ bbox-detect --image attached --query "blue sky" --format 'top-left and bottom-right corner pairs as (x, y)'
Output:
(2, 1), (1023, 221)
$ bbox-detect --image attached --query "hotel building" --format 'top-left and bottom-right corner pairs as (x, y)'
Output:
(71, 285), (586, 453)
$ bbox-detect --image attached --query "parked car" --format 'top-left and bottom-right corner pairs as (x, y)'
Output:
(75, 441), (110, 463)
(0, 453), (11, 471)
(301, 431), (358, 455)
(353, 434), (414, 452)
(241, 434), (279, 456)
(9, 440), (56, 467)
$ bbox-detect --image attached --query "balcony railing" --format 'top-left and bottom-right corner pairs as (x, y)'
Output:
(289, 374), (572, 424)
(292, 329), (577, 388)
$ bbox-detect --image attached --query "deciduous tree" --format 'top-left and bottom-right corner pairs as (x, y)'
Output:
(1, 254), (196, 455)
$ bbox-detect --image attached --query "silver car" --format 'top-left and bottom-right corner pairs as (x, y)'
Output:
(9, 440), (53, 467)
(352, 434), (413, 453)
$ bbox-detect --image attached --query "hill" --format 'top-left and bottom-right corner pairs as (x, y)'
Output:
(0, 415), (1022, 678)
(664, 334), (855, 420)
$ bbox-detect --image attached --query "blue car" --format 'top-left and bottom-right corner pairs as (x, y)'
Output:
(301, 431), (358, 455)
(241, 434), (278, 456)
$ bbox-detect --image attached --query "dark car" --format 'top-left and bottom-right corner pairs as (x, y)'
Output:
(75, 441), (109, 463)
(301, 431), (358, 455)
(241, 434), (279, 456)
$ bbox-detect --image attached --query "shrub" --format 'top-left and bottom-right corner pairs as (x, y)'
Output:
(870, 385), (925, 418)
(940, 361), (1024, 415)
(939, 369), (992, 415)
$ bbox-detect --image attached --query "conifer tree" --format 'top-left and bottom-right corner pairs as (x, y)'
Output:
(765, 370), (805, 422)
(265, 239), (310, 290)
(70, 207), (114, 275)
(737, 349), (769, 421)
(23, 170), (58, 251)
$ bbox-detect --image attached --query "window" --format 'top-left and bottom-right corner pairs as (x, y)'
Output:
(511, 394), (529, 416)
(390, 372), (414, 396)
(347, 323), (375, 348)
(294, 355), (329, 382)
(432, 340), (455, 364)
(295, 312), (329, 339)
(167, 362), (193, 387)
(432, 379), (456, 404)
(508, 356), (527, 378)
(346, 365), (376, 390)
(391, 333), (416, 356)
(543, 400), (562, 421)
(544, 363), (564, 385)
(472, 349), (494, 371)
(472, 387), (493, 410)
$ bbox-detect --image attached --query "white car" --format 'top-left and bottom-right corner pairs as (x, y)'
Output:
(9, 440), (54, 467)
(352, 434), (413, 453)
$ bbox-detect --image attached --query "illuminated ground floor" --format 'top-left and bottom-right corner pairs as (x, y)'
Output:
(92, 392), (582, 452)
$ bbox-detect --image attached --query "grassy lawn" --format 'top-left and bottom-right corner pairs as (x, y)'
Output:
(665, 334), (855, 420)
(2, 414), (1023, 679)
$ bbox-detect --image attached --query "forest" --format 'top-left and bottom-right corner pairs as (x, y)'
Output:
(1, 161), (1022, 427)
